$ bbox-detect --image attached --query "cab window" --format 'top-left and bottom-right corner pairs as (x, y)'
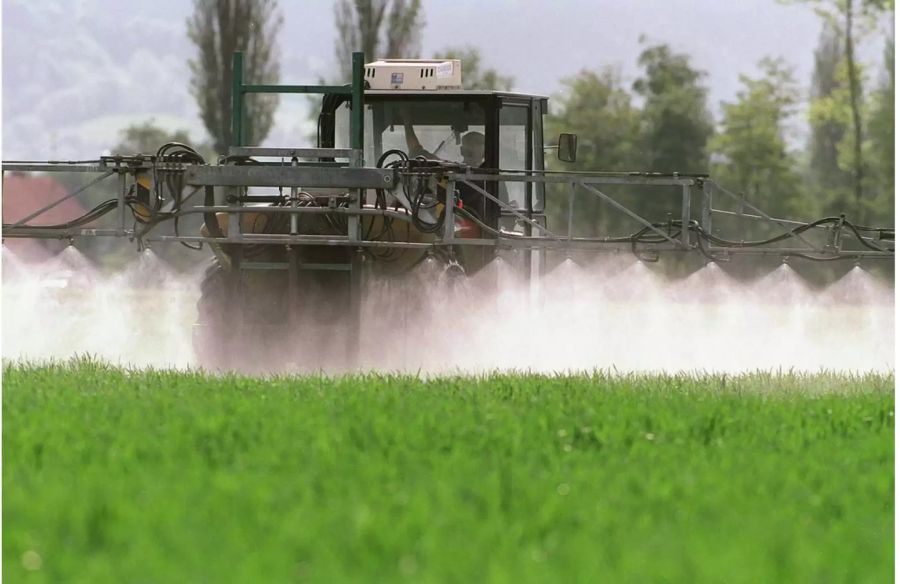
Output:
(499, 105), (529, 210)
(335, 99), (486, 166)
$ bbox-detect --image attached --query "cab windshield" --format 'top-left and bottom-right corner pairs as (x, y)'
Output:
(335, 99), (486, 166)
(333, 97), (536, 211)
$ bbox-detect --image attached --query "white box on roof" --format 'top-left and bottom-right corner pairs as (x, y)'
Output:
(363, 59), (462, 90)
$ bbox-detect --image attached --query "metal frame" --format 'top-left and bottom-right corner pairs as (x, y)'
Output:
(2, 162), (892, 258)
(229, 51), (367, 361)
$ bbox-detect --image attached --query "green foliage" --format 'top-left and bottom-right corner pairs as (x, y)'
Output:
(545, 44), (713, 236)
(790, 0), (893, 222)
(3, 363), (893, 582)
(632, 42), (714, 174)
(863, 35), (894, 224)
(187, 0), (283, 154)
(710, 59), (807, 218)
(111, 120), (218, 163)
(432, 46), (514, 91)
(547, 68), (641, 172)
(787, 0), (889, 31)
(808, 20), (852, 198)
(807, 45), (872, 218)
(545, 68), (641, 235)
(333, 0), (423, 78)
(111, 119), (193, 156)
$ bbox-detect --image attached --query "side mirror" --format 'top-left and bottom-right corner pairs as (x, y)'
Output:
(558, 133), (577, 163)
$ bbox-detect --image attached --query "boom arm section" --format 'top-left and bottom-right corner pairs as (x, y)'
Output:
(2, 150), (893, 263)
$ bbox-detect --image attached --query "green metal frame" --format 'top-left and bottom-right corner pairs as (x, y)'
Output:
(228, 50), (368, 364)
(230, 51), (365, 153)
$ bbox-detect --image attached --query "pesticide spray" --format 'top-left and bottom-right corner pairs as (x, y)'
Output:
(2, 244), (894, 374)
(3, 243), (201, 369)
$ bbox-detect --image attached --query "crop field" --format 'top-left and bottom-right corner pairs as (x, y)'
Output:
(3, 361), (894, 583)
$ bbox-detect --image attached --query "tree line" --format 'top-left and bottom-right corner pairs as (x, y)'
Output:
(115, 0), (894, 234)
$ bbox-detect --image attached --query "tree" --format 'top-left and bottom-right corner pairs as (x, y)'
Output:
(864, 34), (894, 223)
(709, 59), (807, 219)
(187, 0), (283, 154)
(545, 68), (642, 235)
(432, 46), (514, 91)
(842, 0), (866, 215)
(72, 120), (197, 209)
(333, 0), (423, 78)
(808, 21), (851, 195)
(632, 42), (714, 174)
(112, 120), (193, 155)
(791, 0), (892, 218)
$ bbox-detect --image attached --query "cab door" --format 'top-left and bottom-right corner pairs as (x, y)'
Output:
(497, 97), (547, 282)
(497, 99), (531, 220)
(497, 97), (546, 222)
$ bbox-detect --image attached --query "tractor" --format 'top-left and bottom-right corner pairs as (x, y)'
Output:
(3, 52), (894, 371)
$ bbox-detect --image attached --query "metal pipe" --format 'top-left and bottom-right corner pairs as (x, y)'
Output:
(350, 51), (364, 152)
(704, 246), (891, 259)
(2, 228), (123, 238)
(242, 84), (352, 95)
(290, 157), (299, 236)
(231, 51), (244, 148)
(2, 163), (112, 173)
(710, 182), (819, 251)
(147, 234), (435, 249)
(227, 147), (354, 159)
(117, 171), (126, 235)
(579, 183), (685, 249)
(7, 170), (115, 228)
(701, 180), (712, 236)
(443, 179), (456, 243)
(458, 178), (559, 238)
(447, 171), (698, 186)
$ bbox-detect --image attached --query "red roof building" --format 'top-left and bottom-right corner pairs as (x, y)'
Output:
(2, 173), (89, 261)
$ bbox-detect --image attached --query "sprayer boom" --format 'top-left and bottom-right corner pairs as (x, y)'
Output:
(2, 153), (893, 264)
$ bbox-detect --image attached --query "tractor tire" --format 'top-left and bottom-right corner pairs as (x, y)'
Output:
(193, 259), (232, 371)
(192, 249), (356, 373)
(193, 256), (288, 373)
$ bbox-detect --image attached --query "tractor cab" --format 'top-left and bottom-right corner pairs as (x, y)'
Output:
(317, 59), (551, 234)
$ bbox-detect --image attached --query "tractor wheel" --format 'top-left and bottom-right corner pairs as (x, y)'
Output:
(192, 250), (353, 373)
(192, 257), (287, 373)
(193, 259), (231, 371)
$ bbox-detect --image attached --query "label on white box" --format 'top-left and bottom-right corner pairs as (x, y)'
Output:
(436, 62), (453, 78)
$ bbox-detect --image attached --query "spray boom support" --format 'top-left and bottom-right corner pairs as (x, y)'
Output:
(2, 156), (892, 262)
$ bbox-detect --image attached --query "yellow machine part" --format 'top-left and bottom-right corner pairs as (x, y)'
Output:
(131, 172), (153, 222)
(199, 212), (273, 237)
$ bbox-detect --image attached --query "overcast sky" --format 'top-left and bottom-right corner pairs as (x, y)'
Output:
(1, 0), (892, 161)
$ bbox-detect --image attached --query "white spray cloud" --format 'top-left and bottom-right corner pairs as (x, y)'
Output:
(3, 245), (201, 369)
(2, 245), (893, 375)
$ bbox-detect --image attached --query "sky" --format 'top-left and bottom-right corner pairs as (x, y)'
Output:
(1, 0), (893, 161)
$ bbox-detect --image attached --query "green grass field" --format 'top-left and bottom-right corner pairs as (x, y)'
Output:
(3, 360), (894, 583)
